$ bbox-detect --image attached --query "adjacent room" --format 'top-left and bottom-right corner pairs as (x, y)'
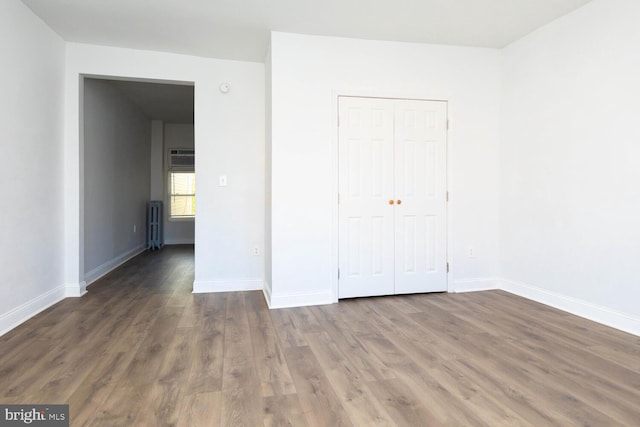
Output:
(82, 78), (195, 286)
(1, 0), (639, 425)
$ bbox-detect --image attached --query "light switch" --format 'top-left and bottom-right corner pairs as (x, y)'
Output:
(219, 175), (227, 186)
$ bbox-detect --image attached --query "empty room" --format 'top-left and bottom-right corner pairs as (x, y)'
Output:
(1, 0), (639, 425)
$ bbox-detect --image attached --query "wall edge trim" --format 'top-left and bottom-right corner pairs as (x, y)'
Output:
(498, 277), (640, 337)
(451, 277), (500, 293)
(192, 279), (263, 293)
(263, 281), (273, 308)
(268, 290), (334, 309)
(85, 244), (146, 286)
(0, 285), (66, 337)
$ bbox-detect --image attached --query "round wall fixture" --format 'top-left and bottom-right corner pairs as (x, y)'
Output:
(219, 83), (230, 94)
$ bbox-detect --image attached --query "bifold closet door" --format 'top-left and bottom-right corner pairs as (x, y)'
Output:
(393, 99), (447, 294)
(338, 96), (447, 299)
(338, 97), (396, 298)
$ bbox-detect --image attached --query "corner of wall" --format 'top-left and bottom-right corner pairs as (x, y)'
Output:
(262, 280), (272, 308)
(65, 281), (88, 297)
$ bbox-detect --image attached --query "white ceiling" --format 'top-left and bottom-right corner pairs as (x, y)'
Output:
(23, 0), (591, 63)
(102, 79), (194, 123)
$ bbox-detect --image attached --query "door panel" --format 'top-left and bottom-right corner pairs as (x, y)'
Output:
(394, 100), (447, 294)
(338, 97), (395, 298)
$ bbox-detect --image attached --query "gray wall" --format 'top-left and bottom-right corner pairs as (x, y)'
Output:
(83, 78), (151, 282)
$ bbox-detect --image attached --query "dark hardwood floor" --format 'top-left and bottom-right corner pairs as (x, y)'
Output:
(1, 245), (639, 426)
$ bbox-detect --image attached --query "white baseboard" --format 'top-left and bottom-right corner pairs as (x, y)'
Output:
(164, 239), (194, 245)
(65, 281), (87, 297)
(498, 278), (640, 337)
(268, 290), (334, 309)
(451, 277), (499, 293)
(263, 281), (273, 307)
(192, 279), (263, 293)
(0, 285), (66, 337)
(84, 244), (146, 286)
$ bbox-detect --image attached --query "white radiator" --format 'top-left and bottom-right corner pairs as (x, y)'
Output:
(147, 201), (164, 250)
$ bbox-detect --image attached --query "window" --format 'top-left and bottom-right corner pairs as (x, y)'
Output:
(169, 171), (196, 219)
(168, 148), (195, 219)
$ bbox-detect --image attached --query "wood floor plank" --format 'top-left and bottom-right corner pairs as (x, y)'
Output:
(359, 297), (574, 426)
(262, 394), (308, 427)
(120, 306), (185, 387)
(457, 295), (640, 414)
(354, 330), (490, 426)
(477, 291), (640, 371)
(465, 295), (640, 398)
(29, 335), (113, 403)
(489, 338), (640, 425)
(365, 378), (443, 427)
(359, 309), (535, 425)
(1, 245), (639, 426)
(66, 351), (133, 426)
(220, 292), (262, 427)
(183, 302), (226, 394)
(108, 293), (166, 354)
(305, 331), (396, 426)
(245, 291), (297, 397)
(86, 385), (144, 426)
(270, 308), (311, 348)
(283, 345), (354, 426)
(0, 338), (63, 398)
(308, 304), (397, 382)
(132, 327), (195, 425)
(178, 391), (222, 427)
(446, 356), (568, 426)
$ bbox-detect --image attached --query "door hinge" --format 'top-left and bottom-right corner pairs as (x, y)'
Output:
(337, 115), (340, 127)
(447, 262), (450, 273)
(338, 193), (340, 204)
(446, 191), (449, 202)
(338, 268), (340, 279)
(447, 119), (450, 130)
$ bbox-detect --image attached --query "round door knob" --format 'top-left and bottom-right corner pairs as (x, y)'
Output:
(397, 200), (402, 205)
(389, 200), (395, 205)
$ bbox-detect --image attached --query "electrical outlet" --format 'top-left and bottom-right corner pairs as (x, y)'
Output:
(133, 224), (137, 233)
(253, 246), (260, 256)
(468, 247), (474, 258)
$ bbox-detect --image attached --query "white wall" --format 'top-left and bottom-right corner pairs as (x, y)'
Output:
(0, 0), (66, 335)
(8, 0), (635, 338)
(83, 79), (150, 284)
(264, 43), (273, 298)
(268, 32), (502, 307)
(163, 123), (195, 245)
(64, 43), (265, 295)
(500, 0), (640, 334)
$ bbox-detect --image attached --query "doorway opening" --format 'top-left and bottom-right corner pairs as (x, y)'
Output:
(81, 77), (195, 287)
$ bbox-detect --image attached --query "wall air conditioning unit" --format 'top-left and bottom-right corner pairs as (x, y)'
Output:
(169, 149), (195, 169)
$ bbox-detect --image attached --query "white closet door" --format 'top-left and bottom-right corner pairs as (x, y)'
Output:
(338, 96), (447, 298)
(338, 97), (395, 298)
(393, 100), (448, 294)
